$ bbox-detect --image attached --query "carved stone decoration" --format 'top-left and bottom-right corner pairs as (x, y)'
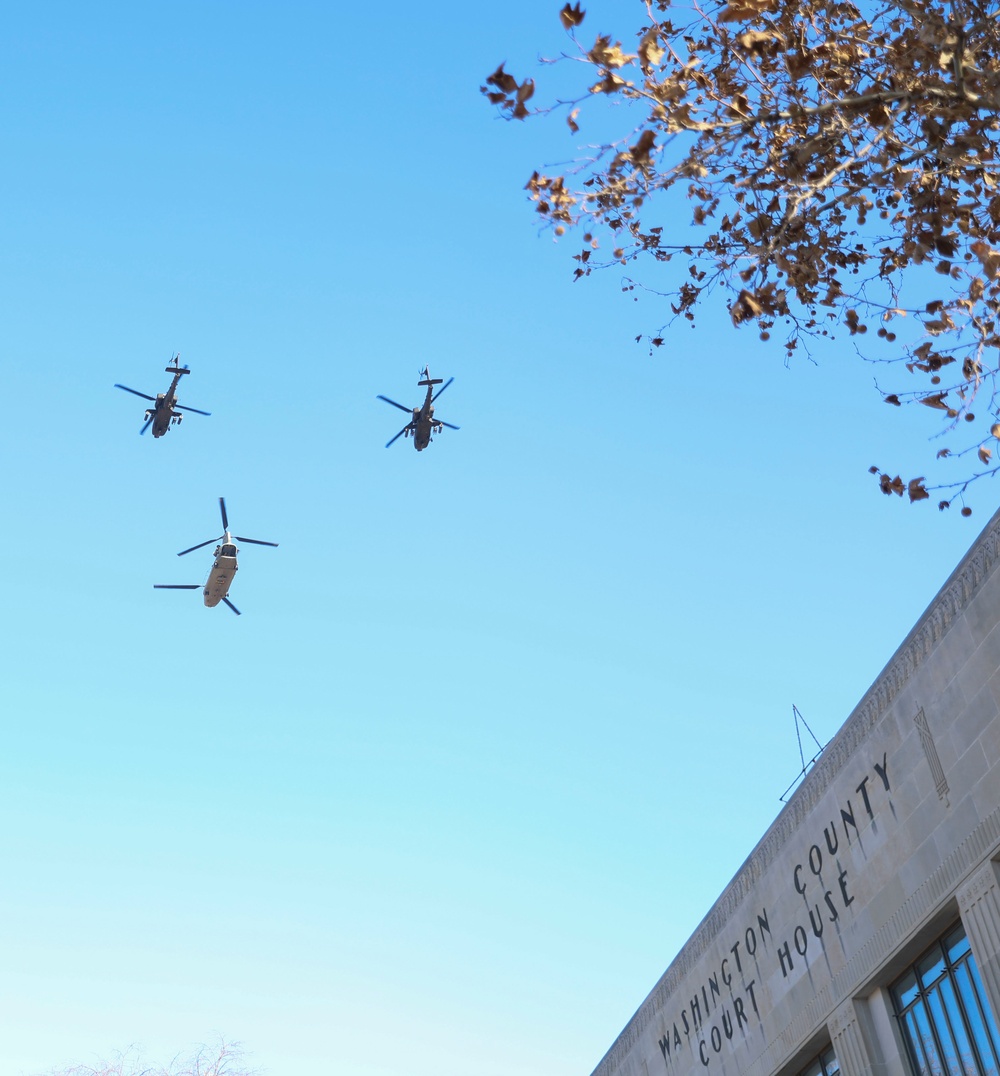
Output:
(957, 860), (1000, 1038)
(828, 998), (881, 1076)
(914, 707), (950, 804)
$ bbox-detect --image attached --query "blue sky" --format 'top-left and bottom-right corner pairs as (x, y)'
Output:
(1, 4), (990, 1075)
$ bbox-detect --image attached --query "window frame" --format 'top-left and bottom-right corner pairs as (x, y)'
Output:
(891, 923), (1000, 1076)
(795, 1044), (840, 1076)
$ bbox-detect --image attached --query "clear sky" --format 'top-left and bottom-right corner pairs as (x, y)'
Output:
(1, 4), (992, 1075)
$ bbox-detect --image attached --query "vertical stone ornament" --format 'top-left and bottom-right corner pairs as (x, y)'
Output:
(915, 707), (950, 804)
(828, 997), (885, 1076)
(958, 859), (1000, 1030)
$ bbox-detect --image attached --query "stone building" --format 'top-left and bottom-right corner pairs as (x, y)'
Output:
(591, 511), (1000, 1076)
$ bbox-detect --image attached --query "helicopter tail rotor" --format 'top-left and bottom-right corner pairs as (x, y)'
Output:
(418, 364), (445, 389)
(417, 365), (444, 387)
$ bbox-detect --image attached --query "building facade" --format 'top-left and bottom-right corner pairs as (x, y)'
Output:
(592, 512), (1000, 1076)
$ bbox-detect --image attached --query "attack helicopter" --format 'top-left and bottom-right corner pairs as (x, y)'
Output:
(154, 497), (277, 616)
(377, 367), (459, 450)
(114, 354), (211, 437)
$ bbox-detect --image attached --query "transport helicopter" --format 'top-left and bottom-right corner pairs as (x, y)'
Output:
(114, 354), (211, 437)
(377, 367), (459, 450)
(154, 498), (277, 616)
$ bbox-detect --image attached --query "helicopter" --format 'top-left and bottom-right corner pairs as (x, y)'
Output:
(377, 366), (459, 450)
(154, 497), (277, 616)
(114, 354), (211, 437)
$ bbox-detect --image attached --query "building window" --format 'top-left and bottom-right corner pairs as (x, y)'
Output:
(798, 1045), (839, 1076)
(892, 923), (1000, 1075)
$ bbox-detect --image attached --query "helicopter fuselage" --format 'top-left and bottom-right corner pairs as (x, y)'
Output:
(150, 368), (187, 436)
(409, 382), (444, 451)
(411, 403), (440, 451)
(148, 390), (181, 438)
(203, 543), (238, 607)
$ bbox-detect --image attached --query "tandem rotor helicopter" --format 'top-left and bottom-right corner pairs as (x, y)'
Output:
(114, 355), (211, 437)
(377, 367), (459, 450)
(154, 498), (277, 616)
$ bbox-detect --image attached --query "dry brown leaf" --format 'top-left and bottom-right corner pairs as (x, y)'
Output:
(590, 72), (629, 94)
(639, 28), (665, 72)
(486, 63), (518, 95)
(630, 130), (656, 164)
(908, 478), (930, 502)
(588, 35), (635, 68)
(718, 0), (779, 22)
(971, 241), (1000, 280)
(560, 3), (585, 29)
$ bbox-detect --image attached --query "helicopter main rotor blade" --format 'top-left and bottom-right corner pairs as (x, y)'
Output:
(431, 377), (453, 403)
(385, 424), (412, 448)
(222, 597), (242, 615)
(437, 420), (460, 430)
(234, 536), (279, 547)
(153, 584), (201, 589)
(219, 498), (229, 532)
(175, 404), (212, 416)
(177, 536), (222, 556)
(377, 395), (413, 415)
(140, 416), (154, 435)
(114, 384), (156, 402)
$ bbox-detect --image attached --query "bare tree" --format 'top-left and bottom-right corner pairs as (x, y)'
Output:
(40, 1039), (257, 1076)
(484, 0), (1000, 512)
